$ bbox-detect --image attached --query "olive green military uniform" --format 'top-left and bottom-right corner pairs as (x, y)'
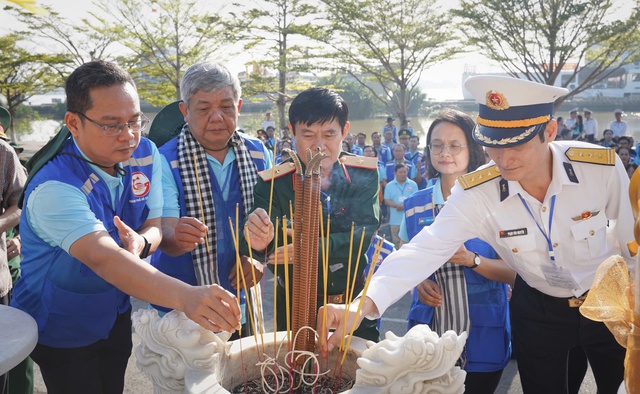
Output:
(242, 152), (380, 341)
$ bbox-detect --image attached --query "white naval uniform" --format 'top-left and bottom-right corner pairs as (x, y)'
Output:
(563, 117), (576, 131)
(365, 140), (634, 318)
(609, 120), (627, 138)
(583, 117), (598, 138)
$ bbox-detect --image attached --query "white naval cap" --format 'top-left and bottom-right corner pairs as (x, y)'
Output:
(464, 75), (569, 148)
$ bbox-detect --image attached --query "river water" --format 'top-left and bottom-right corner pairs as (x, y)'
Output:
(14, 110), (640, 147)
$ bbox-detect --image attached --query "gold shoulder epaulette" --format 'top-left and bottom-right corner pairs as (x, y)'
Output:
(339, 155), (378, 170)
(457, 165), (501, 190)
(258, 162), (296, 182)
(565, 147), (615, 166)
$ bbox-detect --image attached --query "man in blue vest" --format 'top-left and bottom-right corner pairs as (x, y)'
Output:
(11, 61), (242, 394)
(382, 144), (416, 188)
(150, 62), (270, 338)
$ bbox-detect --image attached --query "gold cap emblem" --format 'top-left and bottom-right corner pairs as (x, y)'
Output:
(485, 91), (509, 110)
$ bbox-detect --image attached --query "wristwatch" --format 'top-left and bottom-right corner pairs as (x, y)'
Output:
(139, 236), (151, 259)
(469, 252), (481, 269)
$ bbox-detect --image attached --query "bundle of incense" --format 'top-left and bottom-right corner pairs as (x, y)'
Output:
(340, 236), (386, 365)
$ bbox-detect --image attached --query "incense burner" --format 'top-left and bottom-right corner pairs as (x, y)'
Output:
(133, 309), (468, 393)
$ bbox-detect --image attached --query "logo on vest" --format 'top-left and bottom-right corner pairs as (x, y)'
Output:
(131, 172), (150, 198)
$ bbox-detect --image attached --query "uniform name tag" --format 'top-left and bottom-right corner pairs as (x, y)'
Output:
(499, 228), (528, 238)
(418, 217), (435, 226)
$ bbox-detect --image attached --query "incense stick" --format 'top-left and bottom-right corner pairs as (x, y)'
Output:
(244, 222), (265, 350)
(347, 228), (367, 305)
(318, 205), (327, 349)
(272, 217), (279, 354)
(340, 236), (385, 365)
(283, 215), (291, 345)
(338, 222), (356, 352)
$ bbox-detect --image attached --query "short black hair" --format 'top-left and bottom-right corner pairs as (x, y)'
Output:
(363, 144), (377, 156)
(536, 122), (549, 142)
(289, 88), (348, 134)
(66, 60), (135, 114)
(394, 163), (406, 172)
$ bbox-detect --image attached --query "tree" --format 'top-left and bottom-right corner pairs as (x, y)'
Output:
(91, 0), (232, 106)
(453, 0), (640, 105)
(2, 0), (47, 14)
(0, 33), (67, 140)
(10, 4), (118, 77)
(318, 74), (381, 120)
(231, 0), (323, 129)
(316, 0), (462, 121)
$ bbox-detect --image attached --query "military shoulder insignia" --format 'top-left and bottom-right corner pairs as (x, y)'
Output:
(258, 162), (296, 182)
(340, 155), (378, 170)
(457, 165), (501, 190)
(565, 147), (615, 166)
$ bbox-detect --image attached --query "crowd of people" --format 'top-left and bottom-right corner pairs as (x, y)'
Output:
(0, 60), (635, 394)
(556, 107), (638, 177)
(240, 91), (635, 393)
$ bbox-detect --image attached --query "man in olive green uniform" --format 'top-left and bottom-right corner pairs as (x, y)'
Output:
(243, 88), (380, 341)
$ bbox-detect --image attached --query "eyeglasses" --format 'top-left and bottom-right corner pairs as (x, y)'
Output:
(73, 111), (149, 136)
(428, 143), (467, 156)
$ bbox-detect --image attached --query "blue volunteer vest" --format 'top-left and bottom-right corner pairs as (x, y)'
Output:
(11, 137), (155, 348)
(385, 160), (414, 182)
(151, 134), (267, 313)
(403, 178), (511, 372)
(377, 145), (391, 164)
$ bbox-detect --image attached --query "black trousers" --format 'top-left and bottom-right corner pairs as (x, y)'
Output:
(30, 308), (132, 394)
(464, 370), (504, 394)
(510, 276), (625, 394)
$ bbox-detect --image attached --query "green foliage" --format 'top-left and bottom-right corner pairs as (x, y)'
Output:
(14, 104), (41, 120)
(318, 74), (380, 120)
(316, 0), (462, 120)
(0, 33), (67, 138)
(50, 101), (67, 120)
(92, 0), (233, 106)
(453, 0), (640, 104)
(13, 104), (41, 135)
(10, 4), (117, 75)
(229, 0), (325, 128)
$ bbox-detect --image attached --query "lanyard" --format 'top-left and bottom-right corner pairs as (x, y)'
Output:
(518, 194), (556, 264)
(396, 181), (407, 195)
(431, 193), (442, 218)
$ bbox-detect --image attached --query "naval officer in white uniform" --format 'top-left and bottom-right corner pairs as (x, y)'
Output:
(319, 75), (634, 394)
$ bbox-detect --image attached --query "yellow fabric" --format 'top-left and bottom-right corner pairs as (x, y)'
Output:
(579, 256), (638, 393)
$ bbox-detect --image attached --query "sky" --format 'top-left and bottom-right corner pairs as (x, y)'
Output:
(0, 0), (635, 101)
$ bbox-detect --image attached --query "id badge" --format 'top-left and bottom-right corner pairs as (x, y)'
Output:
(418, 216), (434, 226)
(541, 265), (579, 290)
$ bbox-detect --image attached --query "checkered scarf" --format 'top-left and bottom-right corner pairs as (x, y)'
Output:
(432, 261), (471, 365)
(432, 262), (471, 334)
(177, 125), (258, 286)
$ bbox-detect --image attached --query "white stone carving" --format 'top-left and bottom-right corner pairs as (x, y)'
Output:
(132, 309), (230, 394)
(345, 324), (467, 394)
(133, 311), (467, 394)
